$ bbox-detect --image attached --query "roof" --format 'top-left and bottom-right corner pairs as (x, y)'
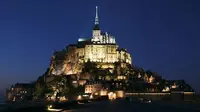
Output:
(14, 83), (34, 88)
(117, 48), (127, 52)
(170, 88), (184, 92)
(87, 42), (117, 45)
(93, 24), (100, 30)
(77, 39), (92, 48)
(86, 81), (101, 85)
(68, 44), (77, 47)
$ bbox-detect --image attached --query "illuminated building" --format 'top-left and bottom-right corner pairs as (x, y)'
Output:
(50, 6), (132, 75)
(115, 90), (125, 98)
(6, 83), (34, 102)
(117, 76), (127, 80)
(148, 75), (154, 83)
(78, 7), (131, 64)
(162, 86), (170, 92)
(171, 83), (177, 89)
(100, 90), (108, 96)
(85, 81), (102, 94)
(108, 92), (116, 100)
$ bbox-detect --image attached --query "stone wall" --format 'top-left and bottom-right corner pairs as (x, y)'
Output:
(125, 92), (195, 101)
(125, 93), (170, 100)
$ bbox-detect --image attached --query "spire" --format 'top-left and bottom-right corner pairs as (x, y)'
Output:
(93, 6), (100, 30)
(95, 6), (99, 25)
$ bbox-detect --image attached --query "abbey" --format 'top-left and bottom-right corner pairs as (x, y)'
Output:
(50, 6), (132, 75)
(75, 6), (131, 64)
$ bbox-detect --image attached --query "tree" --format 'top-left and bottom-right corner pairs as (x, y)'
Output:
(33, 75), (46, 99)
(34, 85), (45, 99)
(82, 60), (100, 80)
(146, 70), (153, 76)
(82, 60), (97, 73)
(114, 62), (121, 75)
(45, 76), (69, 99)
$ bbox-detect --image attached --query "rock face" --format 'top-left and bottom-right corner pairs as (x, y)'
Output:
(47, 43), (132, 77)
(49, 48), (83, 76)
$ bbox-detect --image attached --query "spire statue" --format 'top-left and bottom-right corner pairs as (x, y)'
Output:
(95, 6), (99, 25)
(92, 6), (101, 42)
(93, 6), (100, 30)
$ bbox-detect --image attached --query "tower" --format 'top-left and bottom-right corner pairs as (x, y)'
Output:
(92, 6), (101, 42)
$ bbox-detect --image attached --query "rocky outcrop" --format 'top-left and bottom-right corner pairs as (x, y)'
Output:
(48, 49), (83, 76)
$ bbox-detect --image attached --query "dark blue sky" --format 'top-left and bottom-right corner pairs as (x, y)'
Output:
(0, 0), (200, 92)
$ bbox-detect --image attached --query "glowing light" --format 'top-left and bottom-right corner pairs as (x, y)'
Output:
(72, 81), (77, 84)
(77, 95), (82, 100)
(162, 87), (170, 92)
(115, 90), (124, 98)
(59, 96), (68, 102)
(108, 92), (116, 100)
(49, 105), (52, 108)
(13, 97), (16, 101)
(83, 94), (89, 97)
(78, 38), (87, 42)
(171, 83), (177, 89)
(90, 95), (93, 99)
(47, 105), (63, 112)
(48, 108), (62, 112)
(117, 76), (126, 80)
(184, 92), (195, 95)
(78, 102), (84, 104)
(148, 76), (154, 83)
(113, 93), (116, 99)
(125, 93), (170, 95)
(100, 90), (108, 96)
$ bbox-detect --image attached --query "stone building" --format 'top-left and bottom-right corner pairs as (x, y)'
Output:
(50, 6), (132, 75)
(85, 81), (102, 94)
(78, 7), (131, 65)
(6, 83), (34, 102)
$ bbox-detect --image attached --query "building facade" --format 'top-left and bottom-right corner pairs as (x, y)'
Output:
(85, 81), (102, 94)
(77, 7), (131, 64)
(6, 83), (34, 102)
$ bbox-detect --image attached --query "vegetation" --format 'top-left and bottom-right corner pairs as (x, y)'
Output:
(45, 76), (69, 98)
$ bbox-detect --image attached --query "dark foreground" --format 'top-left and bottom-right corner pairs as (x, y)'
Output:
(2, 100), (200, 112)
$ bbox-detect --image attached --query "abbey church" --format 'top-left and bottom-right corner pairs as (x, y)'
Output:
(50, 6), (132, 75)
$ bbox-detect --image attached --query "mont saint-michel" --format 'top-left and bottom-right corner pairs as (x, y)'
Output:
(49, 6), (131, 76)
(3, 6), (198, 112)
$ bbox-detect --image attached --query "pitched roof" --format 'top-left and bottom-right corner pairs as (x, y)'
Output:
(93, 24), (100, 30)
(14, 83), (34, 88)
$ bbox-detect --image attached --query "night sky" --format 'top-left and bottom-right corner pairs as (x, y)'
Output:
(0, 0), (200, 93)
